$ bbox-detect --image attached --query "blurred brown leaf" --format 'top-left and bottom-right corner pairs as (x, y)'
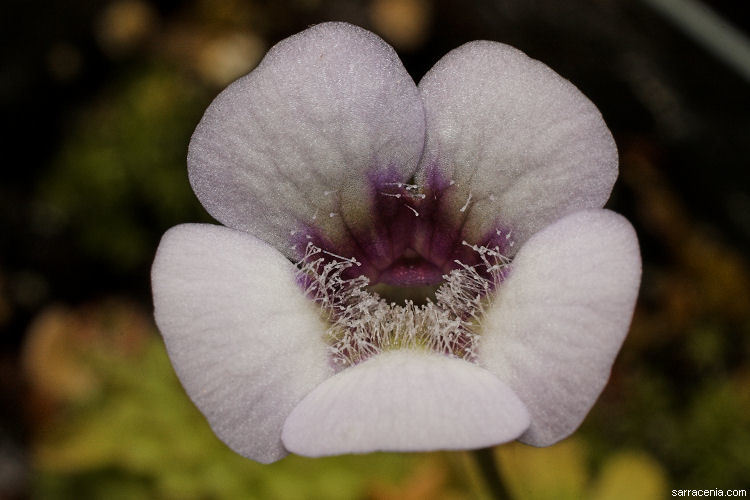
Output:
(22, 299), (152, 426)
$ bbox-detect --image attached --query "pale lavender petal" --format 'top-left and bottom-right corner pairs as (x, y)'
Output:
(281, 350), (530, 456)
(188, 22), (425, 259)
(479, 209), (641, 446)
(151, 224), (333, 463)
(417, 42), (617, 250)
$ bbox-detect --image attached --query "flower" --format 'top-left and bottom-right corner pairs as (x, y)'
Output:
(151, 22), (641, 464)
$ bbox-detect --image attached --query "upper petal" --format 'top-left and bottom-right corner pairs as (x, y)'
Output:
(151, 224), (333, 463)
(416, 41), (617, 250)
(478, 209), (641, 446)
(281, 350), (530, 456)
(188, 22), (425, 258)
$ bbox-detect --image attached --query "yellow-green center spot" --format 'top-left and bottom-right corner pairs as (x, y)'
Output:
(366, 283), (442, 306)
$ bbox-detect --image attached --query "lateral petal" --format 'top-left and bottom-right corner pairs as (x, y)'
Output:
(151, 224), (333, 463)
(479, 210), (641, 446)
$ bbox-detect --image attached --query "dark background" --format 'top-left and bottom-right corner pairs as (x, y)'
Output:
(2, 0), (749, 498)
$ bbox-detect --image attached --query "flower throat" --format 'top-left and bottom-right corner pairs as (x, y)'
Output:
(296, 242), (510, 370)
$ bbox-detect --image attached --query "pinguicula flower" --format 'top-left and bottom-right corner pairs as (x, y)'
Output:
(152, 22), (641, 463)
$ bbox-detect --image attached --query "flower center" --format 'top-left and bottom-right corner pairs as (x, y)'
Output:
(296, 241), (510, 370)
(291, 177), (517, 369)
(377, 248), (445, 286)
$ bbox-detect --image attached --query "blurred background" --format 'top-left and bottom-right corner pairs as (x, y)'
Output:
(2, 0), (749, 498)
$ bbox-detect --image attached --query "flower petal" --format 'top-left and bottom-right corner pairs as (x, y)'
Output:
(478, 209), (641, 446)
(281, 350), (530, 456)
(417, 42), (617, 249)
(188, 22), (425, 259)
(151, 224), (334, 463)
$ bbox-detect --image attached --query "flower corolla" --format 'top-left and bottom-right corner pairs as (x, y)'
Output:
(152, 22), (641, 463)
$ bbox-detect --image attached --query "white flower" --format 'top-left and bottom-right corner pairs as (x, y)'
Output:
(151, 22), (641, 463)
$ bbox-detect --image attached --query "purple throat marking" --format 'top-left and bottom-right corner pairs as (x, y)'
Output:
(292, 172), (515, 369)
(292, 172), (515, 290)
